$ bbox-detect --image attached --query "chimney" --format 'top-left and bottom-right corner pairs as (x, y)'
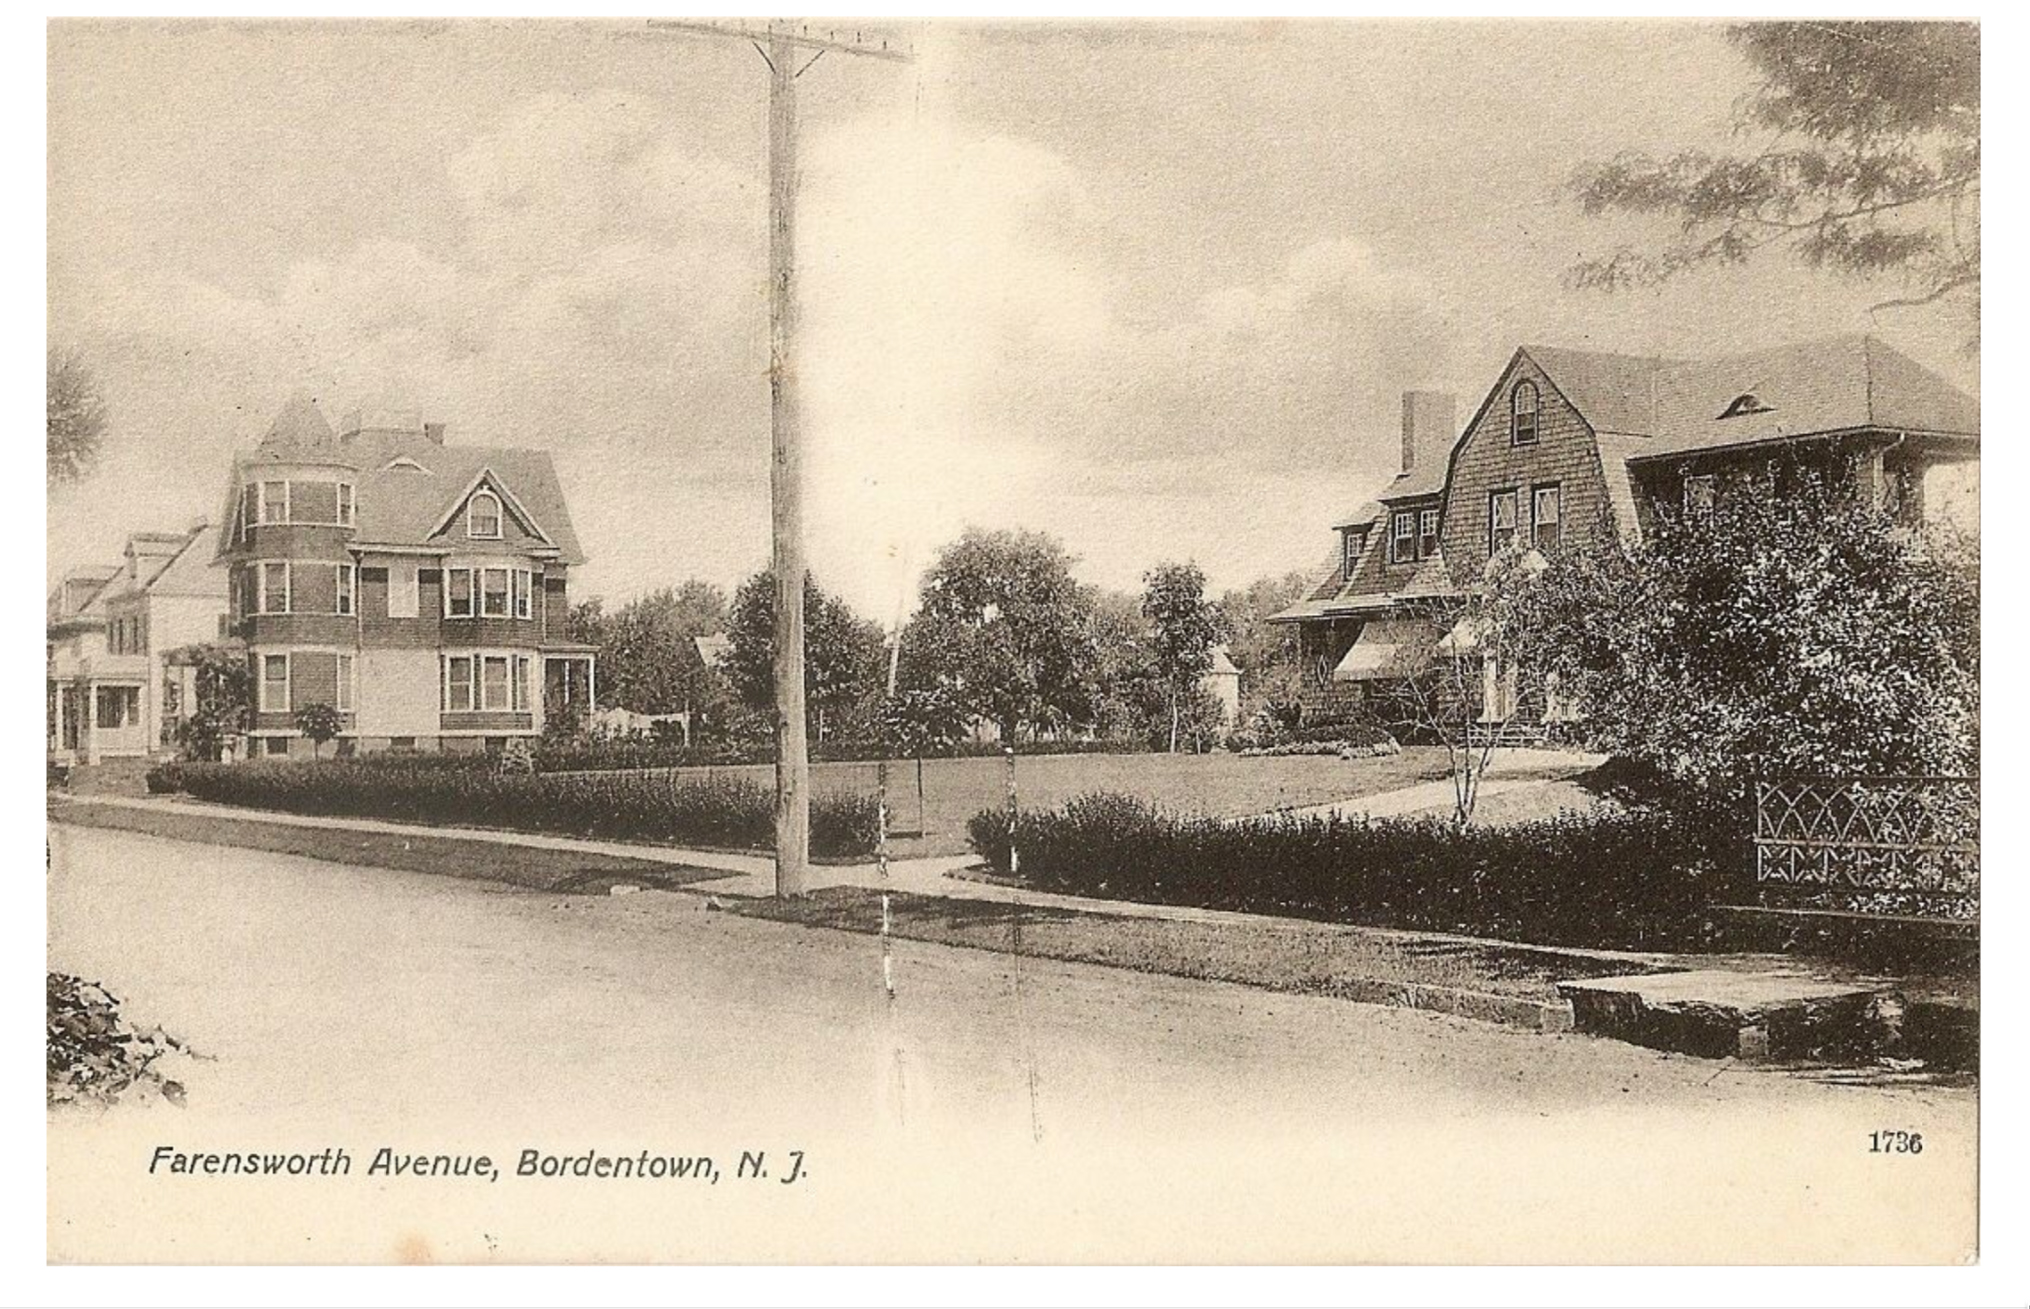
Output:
(1400, 390), (1457, 475)
(423, 422), (447, 445)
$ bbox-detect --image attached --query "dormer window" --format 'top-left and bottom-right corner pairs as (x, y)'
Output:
(1390, 511), (1417, 564)
(383, 455), (430, 474)
(1510, 381), (1540, 447)
(468, 490), (503, 540)
(1719, 393), (1774, 419)
(337, 482), (355, 527)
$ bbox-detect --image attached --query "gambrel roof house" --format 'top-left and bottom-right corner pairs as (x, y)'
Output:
(1278, 333), (1978, 625)
(1272, 333), (1978, 728)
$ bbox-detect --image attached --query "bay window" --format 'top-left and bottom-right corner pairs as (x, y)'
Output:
(443, 656), (475, 712)
(482, 567), (511, 617)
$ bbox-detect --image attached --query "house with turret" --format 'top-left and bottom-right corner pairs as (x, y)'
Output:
(213, 398), (597, 757)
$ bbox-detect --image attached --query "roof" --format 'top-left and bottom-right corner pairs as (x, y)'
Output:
(216, 400), (589, 565)
(1513, 335), (1978, 456)
(1331, 618), (1439, 682)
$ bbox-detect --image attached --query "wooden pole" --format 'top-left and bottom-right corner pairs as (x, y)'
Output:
(768, 28), (810, 897)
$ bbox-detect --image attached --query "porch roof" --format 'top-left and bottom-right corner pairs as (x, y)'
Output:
(1331, 618), (1438, 682)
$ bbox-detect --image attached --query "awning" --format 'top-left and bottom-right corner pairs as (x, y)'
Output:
(1332, 619), (1437, 682)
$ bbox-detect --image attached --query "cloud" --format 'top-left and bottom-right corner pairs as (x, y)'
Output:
(50, 80), (1456, 623)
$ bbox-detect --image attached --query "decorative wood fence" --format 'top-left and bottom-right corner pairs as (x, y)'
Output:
(1753, 776), (1979, 923)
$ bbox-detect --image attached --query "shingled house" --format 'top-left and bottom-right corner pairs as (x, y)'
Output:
(1272, 334), (1980, 735)
(214, 399), (597, 757)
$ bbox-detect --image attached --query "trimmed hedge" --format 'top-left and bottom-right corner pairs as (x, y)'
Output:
(971, 792), (1736, 950)
(148, 761), (880, 858)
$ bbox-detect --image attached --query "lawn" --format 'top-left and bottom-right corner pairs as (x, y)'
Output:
(638, 748), (1463, 858)
(48, 799), (727, 893)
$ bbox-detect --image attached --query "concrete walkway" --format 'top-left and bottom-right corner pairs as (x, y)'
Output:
(1268, 748), (1607, 822)
(49, 789), (1665, 961)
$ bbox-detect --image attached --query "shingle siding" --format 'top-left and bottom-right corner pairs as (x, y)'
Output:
(1442, 354), (1612, 575)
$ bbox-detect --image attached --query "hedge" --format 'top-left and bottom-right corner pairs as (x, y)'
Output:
(148, 761), (880, 858)
(969, 792), (1737, 950)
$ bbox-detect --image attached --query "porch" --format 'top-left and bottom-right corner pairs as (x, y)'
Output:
(47, 677), (150, 765)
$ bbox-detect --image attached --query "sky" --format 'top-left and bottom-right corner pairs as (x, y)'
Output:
(46, 18), (1981, 620)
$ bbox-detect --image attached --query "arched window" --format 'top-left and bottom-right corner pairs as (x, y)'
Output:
(468, 490), (503, 539)
(1510, 381), (1540, 447)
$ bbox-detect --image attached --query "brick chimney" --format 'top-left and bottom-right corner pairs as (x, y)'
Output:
(1400, 390), (1457, 476)
(423, 422), (447, 445)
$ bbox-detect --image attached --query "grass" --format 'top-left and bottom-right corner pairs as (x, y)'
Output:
(731, 885), (1669, 1007)
(49, 799), (727, 894)
(607, 748), (1464, 857)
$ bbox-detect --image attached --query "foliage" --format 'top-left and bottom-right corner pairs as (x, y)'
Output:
(293, 702), (342, 757)
(1141, 561), (1226, 752)
(899, 527), (1102, 744)
(165, 643), (250, 762)
(875, 685), (967, 759)
(569, 582), (729, 720)
(48, 972), (188, 1108)
(147, 760), (881, 857)
(969, 792), (1734, 951)
(48, 348), (110, 486)
(1570, 22), (1980, 346)
(1232, 718), (1399, 755)
(724, 571), (887, 743)
(1513, 467), (1979, 795)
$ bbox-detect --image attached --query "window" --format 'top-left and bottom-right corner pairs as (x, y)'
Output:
(163, 677), (182, 718)
(388, 563), (419, 619)
(446, 568), (474, 618)
(1532, 485), (1562, 551)
(514, 569), (534, 620)
(512, 655), (530, 712)
(468, 491), (503, 540)
(1418, 508), (1441, 559)
(95, 686), (140, 728)
(265, 736), (291, 758)
(482, 655), (511, 711)
(1390, 511), (1416, 564)
(260, 480), (289, 524)
(482, 567), (511, 617)
(1489, 489), (1519, 555)
(1684, 474), (1717, 516)
(336, 655), (354, 712)
(444, 656), (474, 712)
(237, 487), (253, 543)
(1342, 529), (1360, 576)
(389, 735), (416, 754)
(262, 654), (290, 712)
(1510, 381), (1540, 447)
(261, 562), (291, 614)
(337, 482), (355, 527)
(335, 564), (355, 616)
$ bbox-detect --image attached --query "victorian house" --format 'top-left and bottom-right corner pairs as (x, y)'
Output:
(1272, 334), (1980, 735)
(214, 398), (597, 757)
(47, 524), (225, 770)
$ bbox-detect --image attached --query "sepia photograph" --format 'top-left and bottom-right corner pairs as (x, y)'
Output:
(40, 11), (1991, 1275)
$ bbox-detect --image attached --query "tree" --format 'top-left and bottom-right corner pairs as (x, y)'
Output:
(898, 528), (1101, 744)
(1569, 22), (1979, 347)
(875, 684), (966, 835)
(724, 571), (886, 744)
(48, 348), (109, 486)
(1141, 561), (1224, 752)
(1515, 466), (1978, 797)
(166, 643), (249, 762)
(1384, 550), (1551, 825)
(573, 582), (730, 724)
(293, 703), (342, 759)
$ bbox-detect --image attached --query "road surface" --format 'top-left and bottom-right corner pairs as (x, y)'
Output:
(47, 821), (1976, 1264)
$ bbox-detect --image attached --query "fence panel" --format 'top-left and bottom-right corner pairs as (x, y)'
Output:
(1754, 776), (1979, 921)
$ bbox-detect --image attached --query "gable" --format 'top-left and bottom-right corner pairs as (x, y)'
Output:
(429, 470), (551, 549)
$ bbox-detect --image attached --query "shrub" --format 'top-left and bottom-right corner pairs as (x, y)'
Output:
(969, 791), (1735, 950)
(149, 761), (879, 858)
(48, 972), (188, 1107)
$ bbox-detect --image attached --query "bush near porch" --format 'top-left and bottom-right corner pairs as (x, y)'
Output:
(146, 760), (880, 858)
(969, 792), (1735, 951)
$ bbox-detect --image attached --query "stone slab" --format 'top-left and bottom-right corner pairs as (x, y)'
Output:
(1557, 969), (1892, 1061)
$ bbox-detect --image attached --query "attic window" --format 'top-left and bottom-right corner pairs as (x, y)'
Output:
(382, 455), (431, 473)
(1719, 393), (1774, 420)
(1510, 382), (1540, 447)
(468, 490), (503, 540)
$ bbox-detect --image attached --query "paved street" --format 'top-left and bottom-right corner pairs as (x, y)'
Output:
(48, 821), (1976, 1264)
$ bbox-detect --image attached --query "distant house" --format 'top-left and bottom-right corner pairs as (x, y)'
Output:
(1273, 334), (1979, 735)
(47, 525), (225, 765)
(213, 398), (596, 757)
(1200, 644), (1240, 738)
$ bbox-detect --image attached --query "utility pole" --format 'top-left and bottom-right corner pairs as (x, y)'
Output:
(635, 19), (911, 897)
